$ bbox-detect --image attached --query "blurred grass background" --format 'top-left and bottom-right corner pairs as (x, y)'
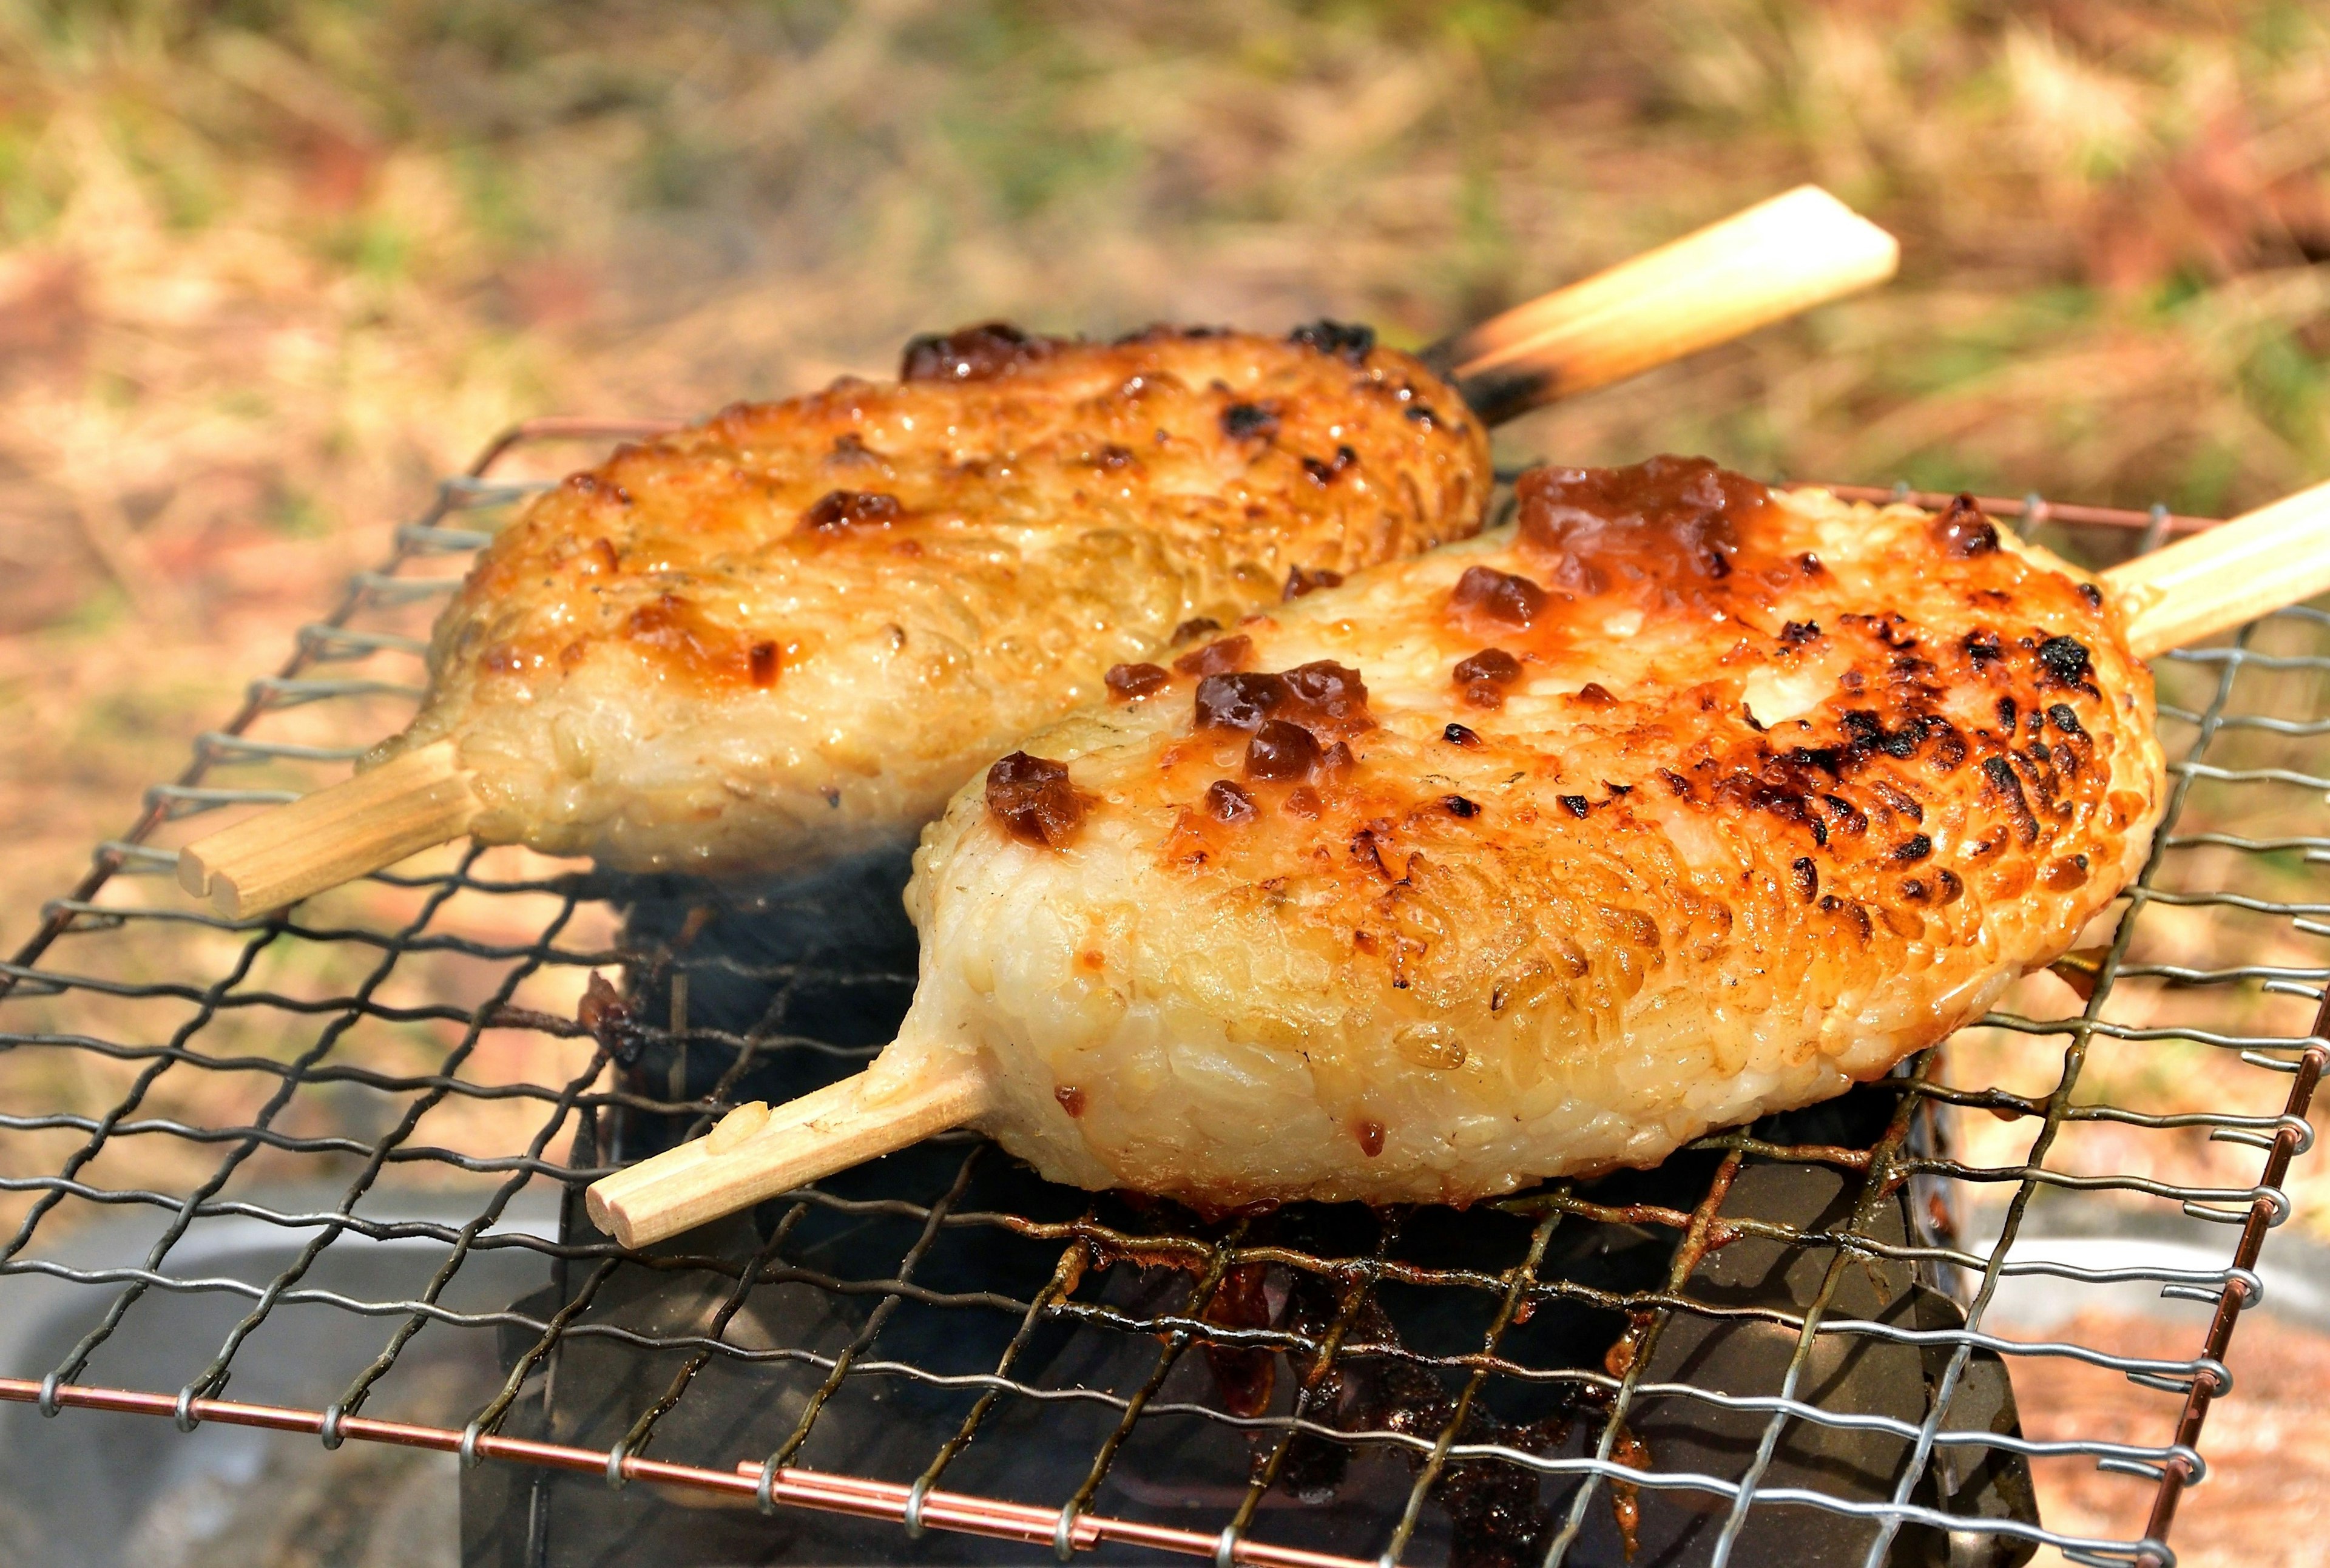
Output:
(5, 0), (2330, 916)
(4, 0), (2329, 922)
(3, 5), (2330, 1561)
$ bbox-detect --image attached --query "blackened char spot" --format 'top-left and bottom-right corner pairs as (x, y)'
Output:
(1781, 620), (1820, 645)
(1288, 319), (1377, 362)
(1982, 755), (2039, 844)
(1220, 402), (1279, 440)
(899, 322), (1059, 382)
(1303, 445), (1359, 484)
(1922, 715), (1971, 771)
(2037, 635), (2093, 689)
(1842, 709), (1920, 759)
(1558, 796), (1590, 818)
(1445, 723), (1481, 746)
(1893, 834), (1934, 862)
(1790, 857), (1818, 901)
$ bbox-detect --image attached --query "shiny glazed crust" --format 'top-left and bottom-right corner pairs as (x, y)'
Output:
(891, 463), (2168, 1206)
(379, 326), (1492, 873)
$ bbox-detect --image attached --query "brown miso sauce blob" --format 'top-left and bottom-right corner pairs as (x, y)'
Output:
(1054, 1084), (1087, 1118)
(985, 752), (1086, 847)
(1352, 1118), (1386, 1158)
(1283, 564), (1345, 600)
(1933, 493), (2000, 558)
(1204, 780), (1259, 824)
(1245, 720), (1323, 781)
(1515, 455), (1778, 607)
(1174, 635), (1254, 678)
(1453, 647), (1522, 710)
(1448, 565), (1548, 628)
(1194, 661), (1372, 735)
(1106, 661), (1170, 701)
(799, 489), (904, 535)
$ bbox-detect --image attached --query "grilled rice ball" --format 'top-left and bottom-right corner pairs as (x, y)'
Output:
(376, 322), (1491, 873)
(877, 456), (2166, 1206)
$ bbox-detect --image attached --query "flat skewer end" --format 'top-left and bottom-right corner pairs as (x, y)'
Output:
(175, 848), (212, 900)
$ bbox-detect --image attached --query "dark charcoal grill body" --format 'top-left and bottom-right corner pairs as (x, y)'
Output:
(462, 862), (2039, 1568)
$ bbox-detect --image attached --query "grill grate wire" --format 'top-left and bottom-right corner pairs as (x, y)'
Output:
(0, 423), (2318, 1568)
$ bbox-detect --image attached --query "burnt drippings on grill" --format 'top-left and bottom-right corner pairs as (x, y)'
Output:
(898, 320), (1063, 382)
(575, 972), (650, 1066)
(985, 752), (1087, 847)
(1091, 1207), (1620, 1568)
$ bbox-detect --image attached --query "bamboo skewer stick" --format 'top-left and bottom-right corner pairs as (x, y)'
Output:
(2100, 477), (2330, 660)
(1419, 184), (1899, 423)
(586, 1061), (989, 1248)
(587, 475), (2330, 1250)
(174, 188), (1903, 921)
(175, 739), (479, 914)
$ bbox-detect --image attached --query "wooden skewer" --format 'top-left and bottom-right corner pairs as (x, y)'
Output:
(586, 1062), (988, 1248)
(175, 739), (479, 914)
(174, 189), (1902, 921)
(1420, 184), (1900, 424)
(587, 475), (2330, 1249)
(2099, 477), (2330, 660)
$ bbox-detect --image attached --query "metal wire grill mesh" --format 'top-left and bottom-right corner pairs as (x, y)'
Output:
(0, 425), (2318, 1568)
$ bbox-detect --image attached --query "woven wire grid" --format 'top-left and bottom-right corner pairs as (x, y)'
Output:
(0, 426), (2318, 1568)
